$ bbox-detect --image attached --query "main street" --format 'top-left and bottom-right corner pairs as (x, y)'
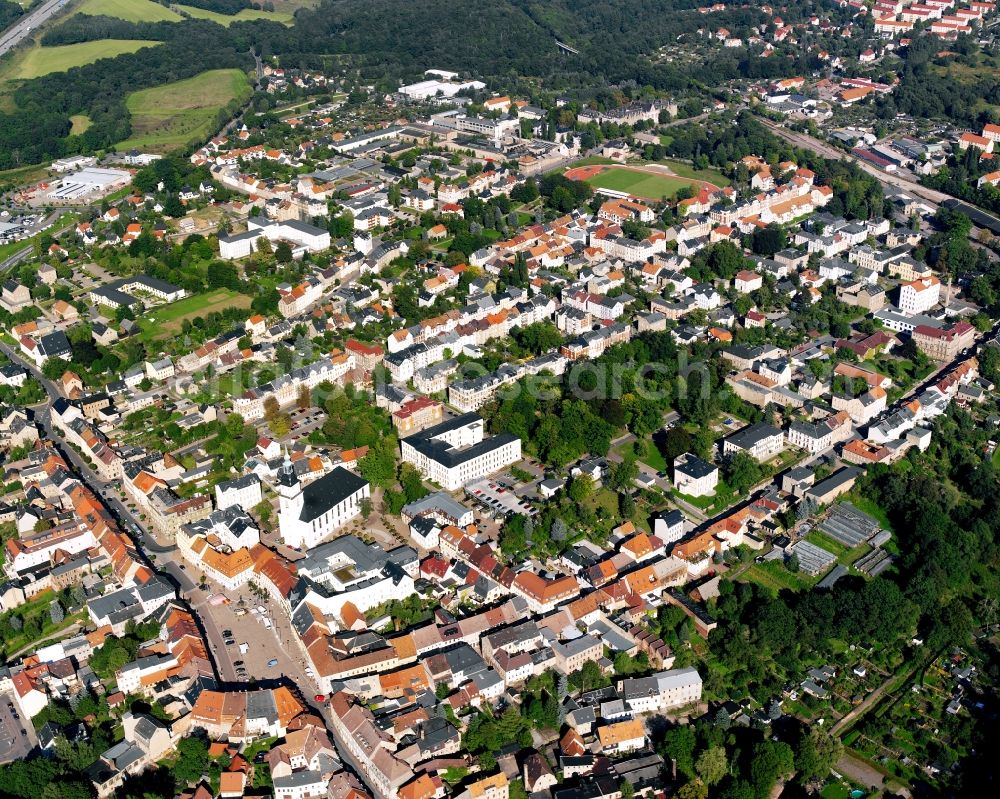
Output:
(0, 342), (179, 560)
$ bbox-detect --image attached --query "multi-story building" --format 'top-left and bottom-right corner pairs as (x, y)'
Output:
(122, 465), (212, 540)
(234, 352), (354, 421)
(722, 422), (784, 461)
(898, 275), (940, 315)
(672, 453), (719, 497)
(400, 413), (521, 491)
(215, 473), (263, 511)
(912, 321), (976, 361)
(218, 217), (330, 260)
(392, 396), (444, 434)
(618, 667), (703, 713)
(785, 420), (833, 454)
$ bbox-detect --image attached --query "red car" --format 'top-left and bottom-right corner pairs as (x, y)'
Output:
(314, 694), (326, 702)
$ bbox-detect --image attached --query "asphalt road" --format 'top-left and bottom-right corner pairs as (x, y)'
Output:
(0, 0), (68, 57)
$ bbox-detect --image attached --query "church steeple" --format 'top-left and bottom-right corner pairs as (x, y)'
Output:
(278, 447), (298, 490)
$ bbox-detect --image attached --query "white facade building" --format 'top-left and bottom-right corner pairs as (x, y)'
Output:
(400, 413), (521, 491)
(899, 275), (940, 315)
(277, 459), (370, 550)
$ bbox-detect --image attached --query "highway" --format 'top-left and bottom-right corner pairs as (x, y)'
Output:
(0, 0), (69, 57)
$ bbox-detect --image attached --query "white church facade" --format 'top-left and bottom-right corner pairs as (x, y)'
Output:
(277, 457), (370, 550)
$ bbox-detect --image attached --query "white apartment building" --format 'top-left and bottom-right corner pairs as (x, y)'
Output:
(234, 353), (354, 421)
(215, 474), (263, 511)
(898, 275), (940, 315)
(722, 422), (784, 461)
(673, 453), (719, 497)
(400, 413), (521, 491)
(218, 217), (330, 260)
(786, 420), (834, 454)
(619, 667), (703, 713)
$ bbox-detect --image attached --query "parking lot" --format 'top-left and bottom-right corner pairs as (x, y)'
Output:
(465, 477), (538, 518)
(0, 693), (35, 764)
(193, 588), (321, 694)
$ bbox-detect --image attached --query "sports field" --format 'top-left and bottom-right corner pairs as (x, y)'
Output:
(585, 167), (696, 200)
(117, 68), (252, 152)
(75, 0), (183, 22)
(139, 288), (251, 341)
(565, 161), (726, 202)
(174, 4), (294, 25)
(9, 39), (162, 79)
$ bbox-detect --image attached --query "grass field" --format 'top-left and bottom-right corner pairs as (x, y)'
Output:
(585, 167), (703, 201)
(639, 447), (667, 472)
(76, 0), (183, 21)
(656, 158), (731, 187)
(9, 40), (162, 79)
(741, 559), (819, 594)
(139, 288), (251, 341)
(117, 68), (252, 152)
(175, 4), (294, 25)
(70, 114), (92, 135)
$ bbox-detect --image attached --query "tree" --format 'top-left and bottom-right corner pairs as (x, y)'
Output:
(660, 725), (697, 778)
(275, 241), (293, 263)
(360, 497), (373, 520)
(607, 457), (639, 491)
(677, 779), (708, 799)
(173, 734), (210, 786)
(661, 427), (693, 461)
(253, 499), (272, 529)
(296, 384), (311, 410)
(263, 396), (280, 423)
(359, 438), (397, 488)
(696, 746), (728, 787)
(49, 602), (64, 625)
(724, 451), (763, 494)
(794, 727), (843, 784)
(750, 741), (794, 798)
(568, 474), (594, 502)
(751, 224), (787, 256)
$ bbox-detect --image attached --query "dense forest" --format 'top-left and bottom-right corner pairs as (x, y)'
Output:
(876, 35), (1000, 129)
(0, 0), (21, 30)
(2, 0), (993, 168)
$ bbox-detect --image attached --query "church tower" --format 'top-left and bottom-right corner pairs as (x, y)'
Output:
(277, 450), (304, 545)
